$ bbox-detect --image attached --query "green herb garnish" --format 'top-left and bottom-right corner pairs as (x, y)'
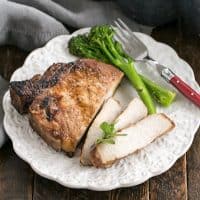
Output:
(96, 122), (126, 144)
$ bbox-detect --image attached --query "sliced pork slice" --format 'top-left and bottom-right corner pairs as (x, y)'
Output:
(81, 97), (147, 165)
(80, 98), (122, 165)
(90, 113), (175, 168)
(114, 97), (148, 131)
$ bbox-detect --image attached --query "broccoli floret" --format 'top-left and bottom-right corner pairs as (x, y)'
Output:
(69, 34), (109, 63)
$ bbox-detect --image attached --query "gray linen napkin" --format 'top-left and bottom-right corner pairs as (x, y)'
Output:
(0, 0), (152, 148)
(0, 0), (152, 51)
(0, 76), (9, 147)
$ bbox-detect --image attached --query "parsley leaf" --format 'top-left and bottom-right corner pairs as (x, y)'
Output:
(96, 121), (126, 144)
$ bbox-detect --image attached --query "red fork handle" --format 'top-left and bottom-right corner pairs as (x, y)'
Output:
(170, 75), (200, 107)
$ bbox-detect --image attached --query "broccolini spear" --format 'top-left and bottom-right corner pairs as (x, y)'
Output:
(69, 25), (176, 111)
(69, 25), (156, 114)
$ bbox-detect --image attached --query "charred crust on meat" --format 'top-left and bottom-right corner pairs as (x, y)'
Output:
(9, 76), (41, 113)
(40, 96), (59, 121)
(9, 63), (76, 114)
(40, 97), (50, 109)
(10, 81), (27, 96)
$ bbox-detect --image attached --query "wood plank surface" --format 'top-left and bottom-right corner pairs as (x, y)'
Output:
(33, 175), (149, 200)
(148, 22), (189, 200)
(149, 156), (187, 200)
(0, 46), (27, 80)
(33, 175), (70, 200)
(177, 23), (200, 200)
(0, 22), (199, 200)
(108, 183), (149, 200)
(0, 142), (34, 200)
(187, 129), (200, 200)
(0, 46), (33, 200)
(152, 21), (200, 200)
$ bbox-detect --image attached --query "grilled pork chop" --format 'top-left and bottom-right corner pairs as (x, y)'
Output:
(10, 74), (41, 114)
(10, 59), (123, 153)
(10, 61), (67, 114)
(90, 113), (175, 168)
(81, 97), (147, 165)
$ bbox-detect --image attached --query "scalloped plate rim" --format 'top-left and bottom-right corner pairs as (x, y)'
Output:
(3, 27), (200, 191)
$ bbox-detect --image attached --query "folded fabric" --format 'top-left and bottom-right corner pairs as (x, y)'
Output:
(0, 0), (152, 51)
(0, 76), (9, 148)
(0, 0), (68, 51)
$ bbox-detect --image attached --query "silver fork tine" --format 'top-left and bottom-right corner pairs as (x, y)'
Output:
(114, 19), (148, 59)
(114, 33), (135, 57)
(117, 18), (133, 33)
(114, 25), (145, 59)
(114, 29), (127, 45)
(114, 21), (141, 46)
(114, 21), (129, 39)
(117, 18), (143, 45)
(114, 21), (138, 45)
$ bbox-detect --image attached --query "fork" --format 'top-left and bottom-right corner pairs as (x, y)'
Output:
(114, 18), (200, 107)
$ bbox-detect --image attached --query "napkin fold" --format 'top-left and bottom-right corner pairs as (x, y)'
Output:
(1, 0), (152, 51)
(0, 76), (9, 148)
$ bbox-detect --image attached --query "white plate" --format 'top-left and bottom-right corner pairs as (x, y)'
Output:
(3, 28), (200, 191)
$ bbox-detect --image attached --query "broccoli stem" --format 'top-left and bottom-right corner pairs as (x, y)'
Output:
(122, 63), (156, 114)
(101, 37), (156, 114)
(114, 40), (175, 108)
(140, 74), (176, 107)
